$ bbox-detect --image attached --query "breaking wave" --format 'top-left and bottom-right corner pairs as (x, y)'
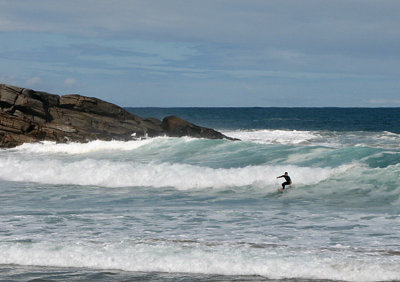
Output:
(223, 129), (400, 148)
(1, 135), (399, 202)
(1, 240), (399, 282)
(0, 156), (352, 190)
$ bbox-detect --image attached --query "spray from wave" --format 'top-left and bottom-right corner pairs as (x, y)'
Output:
(11, 139), (158, 155)
(1, 240), (399, 282)
(0, 156), (351, 190)
(1, 136), (399, 203)
(223, 129), (320, 145)
(223, 129), (400, 148)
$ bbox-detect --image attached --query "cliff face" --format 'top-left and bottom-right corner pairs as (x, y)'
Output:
(0, 84), (234, 148)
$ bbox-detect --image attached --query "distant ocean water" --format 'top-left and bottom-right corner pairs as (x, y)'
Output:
(1, 107), (400, 282)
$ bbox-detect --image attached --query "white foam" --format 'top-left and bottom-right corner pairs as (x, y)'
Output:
(223, 129), (320, 145)
(0, 156), (351, 190)
(222, 129), (400, 149)
(0, 241), (399, 281)
(12, 139), (158, 155)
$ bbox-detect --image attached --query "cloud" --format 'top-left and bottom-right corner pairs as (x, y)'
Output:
(1, 1), (400, 78)
(25, 76), (41, 86)
(1, 1), (400, 106)
(0, 74), (17, 84)
(367, 99), (400, 105)
(1, 0), (400, 55)
(64, 77), (78, 88)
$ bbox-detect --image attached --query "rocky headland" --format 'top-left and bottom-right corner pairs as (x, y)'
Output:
(0, 84), (235, 148)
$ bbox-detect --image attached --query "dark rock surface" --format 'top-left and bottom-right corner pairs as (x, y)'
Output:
(162, 115), (228, 139)
(0, 84), (235, 148)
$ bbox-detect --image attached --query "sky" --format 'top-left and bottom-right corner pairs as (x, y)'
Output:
(0, 0), (399, 107)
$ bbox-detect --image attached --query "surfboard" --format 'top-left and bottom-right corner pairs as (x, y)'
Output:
(278, 185), (293, 192)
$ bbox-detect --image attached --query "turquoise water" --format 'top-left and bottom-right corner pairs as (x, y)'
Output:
(1, 108), (400, 281)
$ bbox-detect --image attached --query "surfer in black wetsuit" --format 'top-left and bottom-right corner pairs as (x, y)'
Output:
(277, 172), (292, 190)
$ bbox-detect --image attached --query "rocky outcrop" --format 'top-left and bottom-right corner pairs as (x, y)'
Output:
(162, 115), (228, 139)
(0, 84), (235, 148)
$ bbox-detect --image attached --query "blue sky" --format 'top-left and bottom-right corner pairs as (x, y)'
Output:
(0, 0), (399, 107)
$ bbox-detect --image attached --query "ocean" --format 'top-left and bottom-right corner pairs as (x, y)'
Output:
(1, 107), (400, 282)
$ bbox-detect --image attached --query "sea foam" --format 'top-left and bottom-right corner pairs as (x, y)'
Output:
(223, 129), (400, 149)
(0, 156), (351, 190)
(12, 139), (158, 154)
(223, 129), (320, 145)
(0, 240), (399, 282)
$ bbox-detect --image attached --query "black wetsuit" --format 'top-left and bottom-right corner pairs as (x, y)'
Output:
(280, 175), (292, 189)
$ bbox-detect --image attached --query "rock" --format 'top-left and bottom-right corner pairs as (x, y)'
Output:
(59, 95), (141, 121)
(0, 84), (20, 106)
(139, 118), (164, 137)
(162, 115), (236, 140)
(0, 112), (33, 133)
(32, 91), (60, 107)
(0, 84), (237, 148)
(21, 88), (35, 96)
(14, 94), (48, 118)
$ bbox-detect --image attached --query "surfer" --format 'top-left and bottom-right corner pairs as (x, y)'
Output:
(277, 172), (292, 190)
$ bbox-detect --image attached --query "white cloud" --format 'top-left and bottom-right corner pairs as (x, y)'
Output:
(0, 74), (17, 85)
(64, 77), (78, 88)
(25, 76), (41, 86)
(1, 0), (399, 51)
(1, 1), (400, 106)
(367, 99), (400, 105)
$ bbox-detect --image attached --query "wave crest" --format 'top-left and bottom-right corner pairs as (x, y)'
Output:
(0, 157), (350, 190)
(1, 240), (399, 282)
